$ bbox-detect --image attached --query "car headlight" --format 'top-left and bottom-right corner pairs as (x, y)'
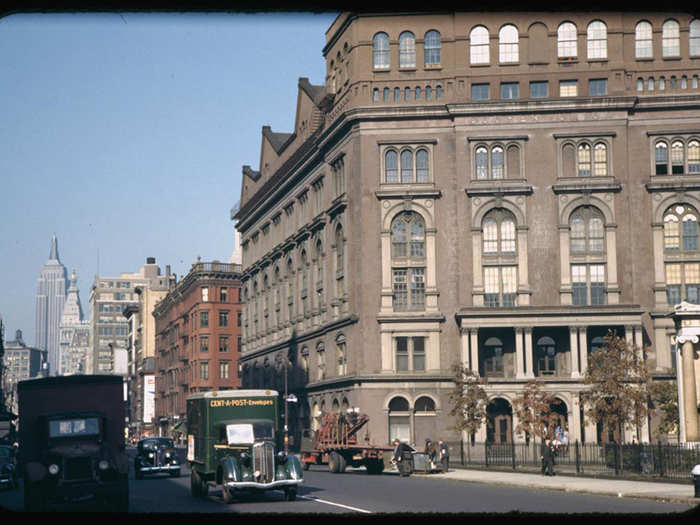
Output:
(239, 452), (250, 465)
(148, 452), (154, 458)
(165, 451), (171, 458)
(48, 464), (60, 475)
(98, 460), (110, 471)
(276, 451), (287, 464)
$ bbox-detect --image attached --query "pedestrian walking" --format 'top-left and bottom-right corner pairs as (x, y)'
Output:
(541, 438), (555, 476)
(438, 439), (449, 472)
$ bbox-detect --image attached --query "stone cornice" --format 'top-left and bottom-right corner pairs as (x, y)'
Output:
(645, 176), (700, 193)
(465, 180), (533, 197)
(551, 177), (622, 194)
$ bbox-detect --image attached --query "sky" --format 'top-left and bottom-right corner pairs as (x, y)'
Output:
(0, 10), (339, 345)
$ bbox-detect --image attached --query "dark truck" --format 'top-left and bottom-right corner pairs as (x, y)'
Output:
(186, 389), (303, 503)
(18, 375), (129, 512)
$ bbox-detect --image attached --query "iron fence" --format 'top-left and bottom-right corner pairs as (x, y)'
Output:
(446, 440), (700, 483)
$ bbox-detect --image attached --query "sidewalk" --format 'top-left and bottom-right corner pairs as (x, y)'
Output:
(411, 467), (700, 505)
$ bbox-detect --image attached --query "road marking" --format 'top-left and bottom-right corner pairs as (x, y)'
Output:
(299, 495), (373, 514)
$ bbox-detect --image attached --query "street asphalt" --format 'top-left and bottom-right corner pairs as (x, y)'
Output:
(412, 466), (700, 505)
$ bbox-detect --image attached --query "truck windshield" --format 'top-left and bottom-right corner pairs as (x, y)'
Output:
(226, 422), (274, 444)
(48, 418), (100, 438)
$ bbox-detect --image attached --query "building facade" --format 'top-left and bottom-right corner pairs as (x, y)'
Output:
(153, 261), (243, 440)
(35, 235), (67, 375)
(234, 11), (700, 447)
(88, 258), (168, 375)
(58, 269), (90, 376)
(2, 329), (47, 415)
(123, 267), (174, 440)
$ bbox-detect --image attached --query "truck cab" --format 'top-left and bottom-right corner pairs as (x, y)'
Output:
(187, 390), (303, 504)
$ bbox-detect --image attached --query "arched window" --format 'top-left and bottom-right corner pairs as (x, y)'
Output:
(689, 141), (700, 173)
(635, 21), (653, 58)
(315, 240), (324, 308)
(415, 86), (422, 100)
(394, 87), (400, 101)
(388, 396), (410, 443)
(648, 77), (655, 91)
(558, 22), (577, 58)
(373, 32), (390, 69)
(414, 396), (436, 412)
(317, 343), (325, 381)
(385, 150), (398, 183)
(383, 87), (390, 102)
(593, 143), (608, 176)
(536, 336), (557, 376)
(577, 144), (591, 176)
(335, 225), (345, 297)
(424, 30), (441, 66)
(400, 150), (413, 183)
(670, 76), (677, 89)
(587, 21), (607, 59)
(499, 25), (519, 63)
(682, 76), (688, 89)
(286, 258), (294, 324)
(399, 31), (416, 68)
(470, 26), (490, 64)
(416, 149), (429, 182)
(664, 204), (698, 252)
(475, 146), (488, 179)
(483, 209), (516, 254)
(336, 334), (346, 376)
(672, 141), (685, 174)
(300, 250), (309, 317)
(483, 337), (504, 376)
(662, 19), (680, 57)
(691, 19), (700, 56)
(637, 78), (644, 91)
(491, 146), (504, 179)
(659, 76), (666, 91)
(570, 206), (605, 254)
(274, 266), (281, 315)
(655, 141), (669, 175)
(391, 212), (426, 311)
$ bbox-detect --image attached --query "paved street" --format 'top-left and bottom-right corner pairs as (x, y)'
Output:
(0, 451), (697, 515)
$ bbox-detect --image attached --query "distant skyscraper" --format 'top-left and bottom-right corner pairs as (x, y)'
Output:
(35, 235), (68, 375)
(58, 269), (90, 375)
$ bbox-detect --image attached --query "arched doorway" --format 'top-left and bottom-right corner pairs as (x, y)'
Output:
(551, 398), (568, 439)
(388, 396), (411, 443)
(486, 398), (513, 444)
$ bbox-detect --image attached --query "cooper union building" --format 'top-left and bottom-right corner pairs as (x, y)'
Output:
(232, 11), (700, 448)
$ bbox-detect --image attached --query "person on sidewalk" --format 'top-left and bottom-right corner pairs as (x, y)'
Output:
(438, 439), (449, 473)
(541, 438), (555, 476)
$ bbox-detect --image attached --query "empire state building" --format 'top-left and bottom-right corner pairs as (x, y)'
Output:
(35, 235), (67, 375)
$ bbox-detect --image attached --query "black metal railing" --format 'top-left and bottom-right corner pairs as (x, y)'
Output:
(445, 440), (700, 483)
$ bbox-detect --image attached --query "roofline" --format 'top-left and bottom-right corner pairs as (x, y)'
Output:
(186, 389), (278, 401)
(18, 374), (123, 391)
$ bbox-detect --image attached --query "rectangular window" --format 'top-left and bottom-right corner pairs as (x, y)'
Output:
(237, 335), (242, 353)
(219, 361), (230, 380)
(471, 83), (489, 100)
(502, 266), (517, 307)
(559, 80), (578, 97)
(530, 81), (548, 98)
(200, 361), (209, 380)
(219, 310), (229, 327)
(396, 337), (409, 371)
(589, 79), (607, 96)
(220, 287), (227, 302)
(200, 311), (209, 328)
(413, 337), (426, 371)
(590, 264), (606, 305)
(200, 336), (209, 353)
(393, 269), (408, 311)
(219, 336), (229, 353)
(572, 264), (588, 306)
(666, 263), (682, 305)
(202, 287), (209, 302)
(410, 268), (425, 309)
(683, 221), (698, 251)
(500, 82), (519, 99)
(237, 311), (242, 327)
(484, 267), (500, 307)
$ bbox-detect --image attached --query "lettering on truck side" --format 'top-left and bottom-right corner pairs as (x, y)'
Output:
(209, 399), (274, 408)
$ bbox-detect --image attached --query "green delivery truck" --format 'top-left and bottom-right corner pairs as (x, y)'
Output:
(186, 389), (303, 504)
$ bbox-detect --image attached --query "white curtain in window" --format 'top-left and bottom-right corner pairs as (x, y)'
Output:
(662, 20), (680, 57)
(635, 21), (653, 58)
(470, 26), (490, 64)
(499, 25), (519, 62)
(587, 21), (607, 59)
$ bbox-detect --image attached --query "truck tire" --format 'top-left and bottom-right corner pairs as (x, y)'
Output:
(191, 471), (201, 498)
(329, 452), (345, 473)
(337, 453), (347, 473)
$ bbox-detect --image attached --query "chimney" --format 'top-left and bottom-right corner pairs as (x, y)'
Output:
(146, 257), (156, 264)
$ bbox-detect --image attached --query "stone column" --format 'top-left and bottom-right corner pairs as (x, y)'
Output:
(579, 328), (588, 376)
(571, 395), (582, 443)
(515, 328), (525, 379)
(470, 329), (479, 376)
(570, 327), (580, 378)
(679, 337), (700, 442)
(524, 328), (534, 378)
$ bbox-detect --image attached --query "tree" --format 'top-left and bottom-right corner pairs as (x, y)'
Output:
(649, 380), (679, 440)
(581, 331), (651, 443)
(512, 379), (561, 441)
(448, 363), (488, 443)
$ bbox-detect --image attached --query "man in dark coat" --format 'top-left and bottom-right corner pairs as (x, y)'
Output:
(438, 439), (449, 472)
(393, 439), (413, 476)
(541, 438), (555, 476)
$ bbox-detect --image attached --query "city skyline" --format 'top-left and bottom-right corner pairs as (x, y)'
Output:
(0, 11), (338, 344)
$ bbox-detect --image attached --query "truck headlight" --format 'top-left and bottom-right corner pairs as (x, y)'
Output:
(98, 460), (110, 471)
(148, 452), (154, 458)
(276, 451), (287, 464)
(48, 464), (60, 475)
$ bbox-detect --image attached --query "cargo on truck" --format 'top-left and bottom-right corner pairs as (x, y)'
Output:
(186, 389), (302, 504)
(18, 375), (129, 512)
(300, 411), (393, 474)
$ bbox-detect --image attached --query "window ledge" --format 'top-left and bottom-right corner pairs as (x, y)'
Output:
(552, 177), (621, 194)
(636, 57), (655, 62)
(587, 58), (608, 63)
(470, 63), (491, 68)
(399, 67), (417, 72)
(646, 175), (700, 192)
(498, 62), (520, 67)
(424, 65), (442, 70)
(662, 56), (682, 61)
(373, 67), (391, 72)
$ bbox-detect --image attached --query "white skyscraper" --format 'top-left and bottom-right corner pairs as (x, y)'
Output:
(35, 235), (68, 375)
(58, 269), (90, 375)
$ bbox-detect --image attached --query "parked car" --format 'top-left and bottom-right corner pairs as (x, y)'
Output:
(134, 437), (181, 479)
(0, 445), (18, 490)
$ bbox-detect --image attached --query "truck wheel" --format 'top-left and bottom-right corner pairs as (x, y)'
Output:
(191, 471), (201, 498)
(221, 483), (234, 504)
(328, 452), (338, 473)
(284, 487), (297, 501)
(337, 453), (347, 473)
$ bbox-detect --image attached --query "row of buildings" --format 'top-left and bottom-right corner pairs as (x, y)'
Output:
(232, 11), (700, 447)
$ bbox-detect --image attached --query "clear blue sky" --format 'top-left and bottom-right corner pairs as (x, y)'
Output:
(0, 11), (338, 345)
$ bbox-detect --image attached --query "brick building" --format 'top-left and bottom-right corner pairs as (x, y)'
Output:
(153, 261), (242, 439)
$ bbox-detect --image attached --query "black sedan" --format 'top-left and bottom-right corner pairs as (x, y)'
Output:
(0, 445), (18, 490)
(134, 437), (181, 479)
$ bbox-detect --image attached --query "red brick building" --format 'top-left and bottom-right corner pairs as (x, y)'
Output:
(153, 261), (242, 439)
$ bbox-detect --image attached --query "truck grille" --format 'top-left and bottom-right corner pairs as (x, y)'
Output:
(63, 457), (93, 481)
(253, 442), (275, 483)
